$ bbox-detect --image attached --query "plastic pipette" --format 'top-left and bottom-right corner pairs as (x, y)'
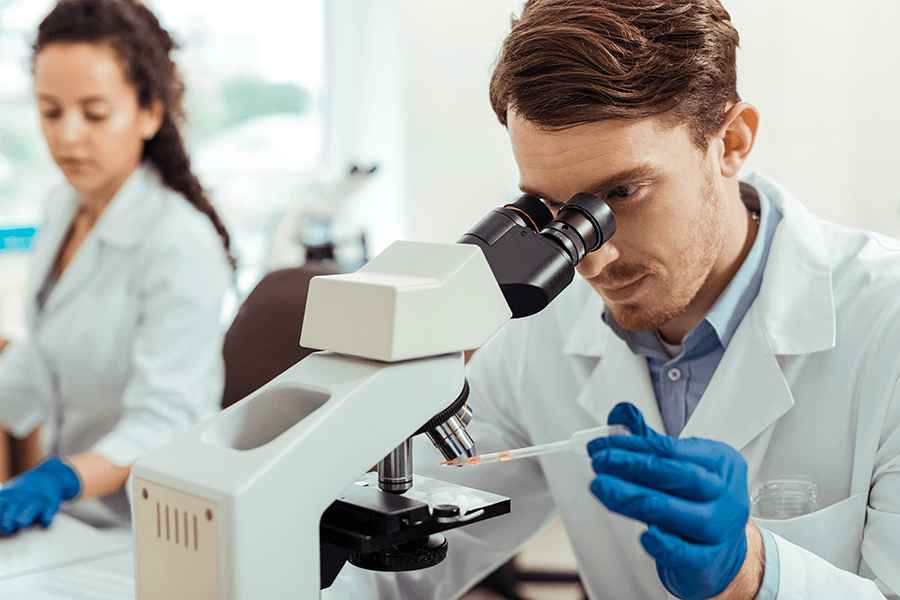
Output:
(440, 424), (631, 467)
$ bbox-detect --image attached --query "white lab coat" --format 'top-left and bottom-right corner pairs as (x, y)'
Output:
(325, 172), (900, 599)
(0, 164), (231, 526)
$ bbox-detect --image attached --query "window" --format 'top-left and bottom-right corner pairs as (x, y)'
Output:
(0, 0), (326, 335)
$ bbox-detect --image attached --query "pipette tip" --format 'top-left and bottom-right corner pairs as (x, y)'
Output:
(440, 456), (482, 467)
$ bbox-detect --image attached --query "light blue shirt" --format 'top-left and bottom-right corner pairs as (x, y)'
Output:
(603, 182), (783, 599)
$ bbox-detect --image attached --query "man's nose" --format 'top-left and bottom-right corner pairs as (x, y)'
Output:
(577, 242), (619, 278)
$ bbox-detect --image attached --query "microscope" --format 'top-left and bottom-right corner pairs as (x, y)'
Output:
(129, 193), (615, 599)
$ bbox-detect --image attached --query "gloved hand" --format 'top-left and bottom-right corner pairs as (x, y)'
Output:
(0, 456), (81, 535)
(587, 403), (750, 600)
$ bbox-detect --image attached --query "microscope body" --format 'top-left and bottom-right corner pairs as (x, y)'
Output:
(131, 242), (511, 599)
(130, 193), (616, 599)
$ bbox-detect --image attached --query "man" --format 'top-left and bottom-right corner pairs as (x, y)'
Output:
(327, 1), (900, 598)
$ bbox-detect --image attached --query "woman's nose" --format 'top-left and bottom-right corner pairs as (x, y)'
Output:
(59, 111), (85, 143)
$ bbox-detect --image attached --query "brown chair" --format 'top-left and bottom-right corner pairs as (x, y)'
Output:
(221, 262), (340, 409)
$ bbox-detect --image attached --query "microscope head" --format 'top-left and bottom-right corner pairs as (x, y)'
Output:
(458, 192), (616, 317)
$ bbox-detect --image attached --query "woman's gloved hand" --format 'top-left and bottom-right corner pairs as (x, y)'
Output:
(587, 402), (750, 600)
(0, 456), (81, 535)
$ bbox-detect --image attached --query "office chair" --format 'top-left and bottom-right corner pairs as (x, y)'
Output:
(221, 262), (340, 409)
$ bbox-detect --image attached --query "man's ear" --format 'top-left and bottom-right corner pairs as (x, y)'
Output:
(714, 102), (759, 178)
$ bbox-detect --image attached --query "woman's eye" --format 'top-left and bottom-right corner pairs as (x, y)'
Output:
(41, 111), (61, 120)
(85, 113), (108, 122)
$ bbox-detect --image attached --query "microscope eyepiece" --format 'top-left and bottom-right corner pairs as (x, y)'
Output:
(541, 192), (616, 264)
(457, 192), (616, 318)
(503, 194), (554, 232)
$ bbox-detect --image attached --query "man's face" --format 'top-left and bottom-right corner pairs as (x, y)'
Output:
(508, 110), (733, 335)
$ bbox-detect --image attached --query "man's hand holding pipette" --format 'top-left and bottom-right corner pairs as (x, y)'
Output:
(587, 402), (759, 600)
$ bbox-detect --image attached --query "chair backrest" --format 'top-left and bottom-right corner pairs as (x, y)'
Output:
(221, 263), (340, 409)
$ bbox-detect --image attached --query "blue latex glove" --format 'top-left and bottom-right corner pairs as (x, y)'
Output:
(587, 403), (750, 600)
(0, 456), (81, 535)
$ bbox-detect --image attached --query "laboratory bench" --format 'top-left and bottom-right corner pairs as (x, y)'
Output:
(0, 513), (134, 599)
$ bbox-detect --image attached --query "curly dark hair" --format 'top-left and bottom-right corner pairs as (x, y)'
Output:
(490, 0), (742, 149)
(33, 0), (235, 268)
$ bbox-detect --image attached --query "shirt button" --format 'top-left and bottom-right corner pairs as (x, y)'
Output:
(667, 367), (682, 382)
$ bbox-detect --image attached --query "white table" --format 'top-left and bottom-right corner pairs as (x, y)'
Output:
(0, 514), (134, 599)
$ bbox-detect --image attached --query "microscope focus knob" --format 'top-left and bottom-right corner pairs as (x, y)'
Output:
(349, 533), (449, 572)
(433, 504), (461, 523)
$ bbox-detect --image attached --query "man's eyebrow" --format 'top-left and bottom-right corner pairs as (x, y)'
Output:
(521, 164), (661, 204)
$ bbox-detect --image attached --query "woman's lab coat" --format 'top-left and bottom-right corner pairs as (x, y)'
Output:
(325, 172), (900, 599)
(0, 164), (231, 525)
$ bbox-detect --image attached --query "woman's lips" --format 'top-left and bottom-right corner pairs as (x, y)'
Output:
(58, 157), (90, 172)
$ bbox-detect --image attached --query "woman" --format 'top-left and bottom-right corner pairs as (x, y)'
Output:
(0, 0), (234, 534)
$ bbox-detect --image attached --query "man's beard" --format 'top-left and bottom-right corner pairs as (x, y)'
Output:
(602, 167), (725, 332)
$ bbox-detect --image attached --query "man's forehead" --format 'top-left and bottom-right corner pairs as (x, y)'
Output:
(514, 113), (666, 170)
(507, 109), (695, 203)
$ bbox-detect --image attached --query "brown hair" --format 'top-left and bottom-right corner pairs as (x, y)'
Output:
(33, 0), (235, 268)
(489, 0), (741, 148)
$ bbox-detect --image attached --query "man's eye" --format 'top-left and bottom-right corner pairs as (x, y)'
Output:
(539, 198), (563, 214)
(608, 185), (638, 199)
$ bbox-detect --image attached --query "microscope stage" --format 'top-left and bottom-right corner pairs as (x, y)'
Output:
(320, 473), (510, 554)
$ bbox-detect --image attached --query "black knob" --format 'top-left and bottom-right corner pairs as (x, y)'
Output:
(349, 534), (449, 572)
(433, 504), (461, 523)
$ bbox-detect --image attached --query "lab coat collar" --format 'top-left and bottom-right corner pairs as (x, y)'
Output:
(92, 164), (166, 250)
(565, 171), (835, 448)
(743, 172), (836, 355)
(33, 164), (165, 319)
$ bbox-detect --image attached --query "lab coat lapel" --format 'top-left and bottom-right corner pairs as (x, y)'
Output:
(680, 172), (837, 451)
(678, 307), (793, 451)
(564, 290), (666, 433)
(39, 165), (160, 317)
(24, 188), (78, 327)
(40, 219), (103, 317)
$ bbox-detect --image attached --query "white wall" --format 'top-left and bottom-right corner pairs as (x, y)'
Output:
(729, 0), (900, 238)
(399, 0), (523, 243)
(326, 0), (521, 251)
(328, 0), (900, 248)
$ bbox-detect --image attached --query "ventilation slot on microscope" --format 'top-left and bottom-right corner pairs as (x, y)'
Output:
(155, 503), (206, 551)
(137, 481), (216, 554)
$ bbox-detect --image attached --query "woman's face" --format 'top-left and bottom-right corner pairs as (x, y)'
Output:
(33, 42), (162, 205)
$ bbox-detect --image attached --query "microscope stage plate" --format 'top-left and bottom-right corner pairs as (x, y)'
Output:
(320, 473), (510, 554)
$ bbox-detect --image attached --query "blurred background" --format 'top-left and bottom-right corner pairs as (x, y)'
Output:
(0, 1), (898, 598)
(2, 0), (900, 337)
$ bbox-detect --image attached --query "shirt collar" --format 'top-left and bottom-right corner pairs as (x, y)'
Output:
(602, 182), (783, 356)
